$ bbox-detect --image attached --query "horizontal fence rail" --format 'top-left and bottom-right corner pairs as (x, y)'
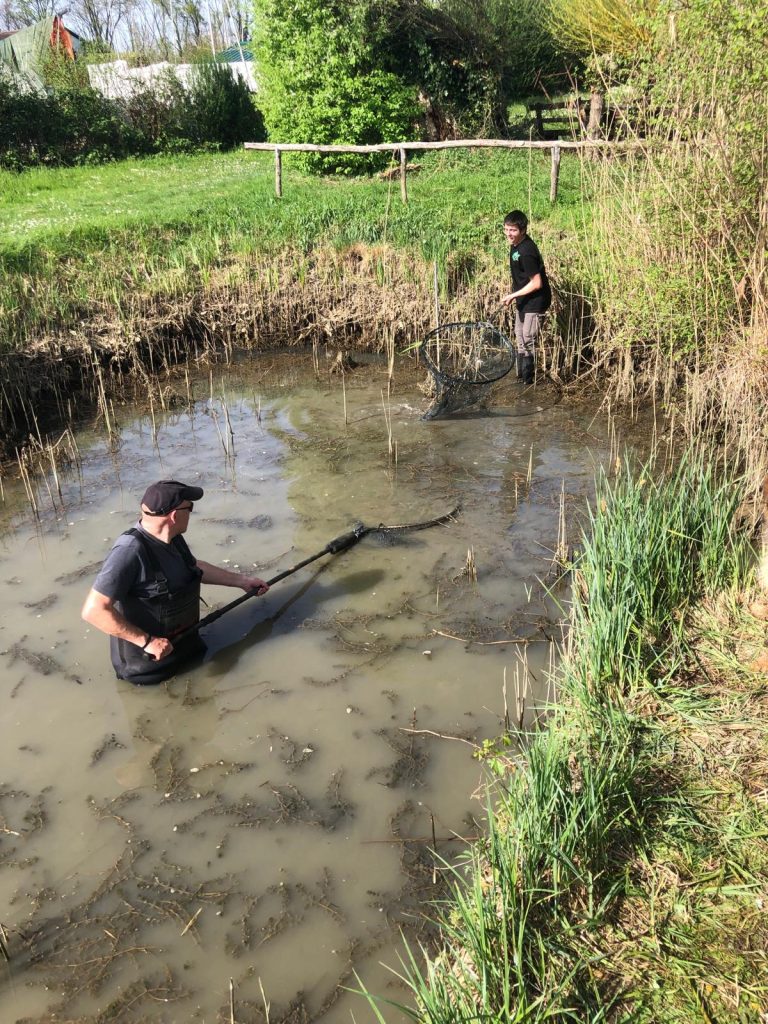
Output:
(244, 138), (644, 203)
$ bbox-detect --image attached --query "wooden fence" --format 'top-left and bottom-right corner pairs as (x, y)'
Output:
(244, 138), (642, 203)
(527, 98), (645, 142)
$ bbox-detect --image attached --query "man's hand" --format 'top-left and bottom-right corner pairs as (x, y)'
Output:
(197, 561), (270, 593)
(144, 636), (174, 660)
(240, 576), (270, 596)
(501, 294), (515, 307)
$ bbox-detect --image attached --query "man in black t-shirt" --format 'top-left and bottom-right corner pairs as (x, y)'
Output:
(501, 209), (551, 385)
(81, 480), (269, 685)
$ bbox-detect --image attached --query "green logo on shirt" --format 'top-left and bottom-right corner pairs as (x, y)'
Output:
(511, 251), (520, 261)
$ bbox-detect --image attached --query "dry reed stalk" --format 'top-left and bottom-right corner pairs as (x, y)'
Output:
(94, 364), (114, 442)
(210, 406), (228, 458)
(16, 449), (39, 518)
(258, 977), (270, 1024)
(148, 392), (159, 451)
(0, 922), (9, 962)
(555, 481), (568, 567)
(380, 388), (395, 463)
(222, 395), (236, 459)
(503, 666), (511, 734)
(385, 324), (396, 381)
(465, 547), (477, 582)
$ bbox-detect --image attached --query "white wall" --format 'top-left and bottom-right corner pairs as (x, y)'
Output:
(87, 58), (257, 99)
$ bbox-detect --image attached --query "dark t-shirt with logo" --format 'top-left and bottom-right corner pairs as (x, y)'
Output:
(510, 235), (552, 315)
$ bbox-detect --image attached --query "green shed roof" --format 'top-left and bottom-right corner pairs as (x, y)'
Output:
(215, 42), (253, 63)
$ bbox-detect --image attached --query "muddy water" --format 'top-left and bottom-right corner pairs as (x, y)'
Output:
(0, 355), (630, 1023)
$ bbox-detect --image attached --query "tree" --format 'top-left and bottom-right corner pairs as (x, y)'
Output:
(0, 0), (61, 30)
(252, 0), (419, 172)
(68, 0), (128, 48)
(378, 0), (570, 138)
(547, 0), (658, 63)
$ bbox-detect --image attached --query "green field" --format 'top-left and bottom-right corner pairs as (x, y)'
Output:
(1, 148), (583, 252)
(0, 148), (586, 351)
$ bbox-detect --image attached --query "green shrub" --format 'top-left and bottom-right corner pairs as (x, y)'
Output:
(393, 0), (574, 135)
(186, 62), (265, 149)
(0, 61), (265, 170)
(0, 73), (143, 169)
(253, 0), (419, 174)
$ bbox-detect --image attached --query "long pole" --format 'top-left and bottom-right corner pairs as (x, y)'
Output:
(167, 505), (460, 651)
(171, 526), (367, 647)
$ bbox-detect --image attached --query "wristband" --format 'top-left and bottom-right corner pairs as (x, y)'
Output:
(141, 635), (154, 651)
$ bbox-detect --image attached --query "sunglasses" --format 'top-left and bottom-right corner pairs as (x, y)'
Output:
(175, 503), (195, 513)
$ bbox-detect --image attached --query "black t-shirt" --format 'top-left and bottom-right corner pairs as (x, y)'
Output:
(510, 235), (551, 315)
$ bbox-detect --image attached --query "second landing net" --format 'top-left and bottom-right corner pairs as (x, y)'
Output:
(419, 320), (516, 419)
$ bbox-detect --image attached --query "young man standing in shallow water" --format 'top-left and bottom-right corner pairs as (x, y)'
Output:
(501, 210), (552, 385)
(81, 480), (269, 685)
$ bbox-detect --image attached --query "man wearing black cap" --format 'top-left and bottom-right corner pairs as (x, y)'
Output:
(81, 480), (269, 685)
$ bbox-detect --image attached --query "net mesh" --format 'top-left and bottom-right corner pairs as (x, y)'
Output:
(419, 321), (516, 420)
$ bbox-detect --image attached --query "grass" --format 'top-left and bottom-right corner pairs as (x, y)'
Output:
(0, 147), (585, 352)
(0, 148), (584, 251)
(358, 450), (768, 1022)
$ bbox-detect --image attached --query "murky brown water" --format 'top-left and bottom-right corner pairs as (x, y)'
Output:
(0, 354), (630, 1023)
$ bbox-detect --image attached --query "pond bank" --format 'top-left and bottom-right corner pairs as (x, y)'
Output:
(362, 454), (768, 1022)
(0, 148), (588, 460)
(0, 239), (589, 462)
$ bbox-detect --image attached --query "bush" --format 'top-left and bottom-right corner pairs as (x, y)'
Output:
(0, 60), (265, 170)
(254, 0), (420, 174)
(0, 72), (144, 169)
(186, 62), (264, 149)
(389, 0), (573, 137)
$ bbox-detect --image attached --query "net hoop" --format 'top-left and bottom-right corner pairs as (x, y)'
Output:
(418, 320), (516, 386)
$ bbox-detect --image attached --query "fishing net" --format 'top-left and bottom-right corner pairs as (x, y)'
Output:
(419, 320), (516, 419)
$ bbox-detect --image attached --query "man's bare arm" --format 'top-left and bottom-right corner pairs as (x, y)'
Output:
(81, 589), (172, 660)
(196, 560), (269, 593)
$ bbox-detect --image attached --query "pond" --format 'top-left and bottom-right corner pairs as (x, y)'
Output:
(0, 353), (631, 1023)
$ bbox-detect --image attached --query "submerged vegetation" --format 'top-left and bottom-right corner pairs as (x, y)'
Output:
(361, 452), (768, 1020)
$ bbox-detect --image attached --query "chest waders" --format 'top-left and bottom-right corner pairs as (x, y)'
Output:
(114, 529), (204, 683)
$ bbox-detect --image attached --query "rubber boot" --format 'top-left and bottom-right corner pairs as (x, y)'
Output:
(521, 355), (535, 385)
(515, 354), (524, 381)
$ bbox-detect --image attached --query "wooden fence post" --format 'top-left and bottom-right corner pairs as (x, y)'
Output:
(587, 93), (604, 140)
(534, 105), (544, 137)
(400, 147), (408, 204)
(275, 147), (282, 198)
(549, 144), (561, 203)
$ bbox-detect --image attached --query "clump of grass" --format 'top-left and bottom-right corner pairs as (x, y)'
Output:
(358, 448), (766, 1022)
(569, 449), (753, 704)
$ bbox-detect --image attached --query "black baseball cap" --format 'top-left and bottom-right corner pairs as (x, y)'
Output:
(141, 480), (204, 515)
